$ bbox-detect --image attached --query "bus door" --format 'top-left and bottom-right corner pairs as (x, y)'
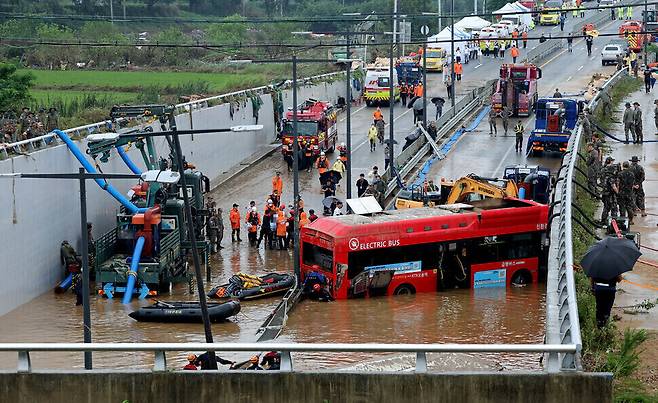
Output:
(437, 242), (471, 290)
(469, 234), (541, 288)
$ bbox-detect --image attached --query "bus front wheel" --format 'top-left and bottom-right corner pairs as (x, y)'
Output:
(393, 284), (416, 295)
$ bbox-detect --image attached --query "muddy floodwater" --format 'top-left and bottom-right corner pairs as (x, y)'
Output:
(0, 245), (545, 372)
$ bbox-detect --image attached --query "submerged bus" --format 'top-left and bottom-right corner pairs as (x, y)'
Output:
(300, 198), (549, 300)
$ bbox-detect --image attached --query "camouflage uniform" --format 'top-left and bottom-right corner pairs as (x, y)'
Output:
(617, 163), (636, 223)
(600, 162), (619, 222)
(630, 158), (646, 214)
(654, 103), (658, 133)
(585, 146), (601, 192)
(633, 104), (643, 143)
(622, 104), (635, 143)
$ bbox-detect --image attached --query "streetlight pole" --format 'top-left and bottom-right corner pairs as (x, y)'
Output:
(292, 54), (301, 283)
(78, 168), (92, 369)
(423, 41), (427, 128)
(438, 0), (443, 32)
(644, 0), (649, 66)
(389, 36), (395, 178)
(345, 36), (353, 199)
(450, 0), (455, 107)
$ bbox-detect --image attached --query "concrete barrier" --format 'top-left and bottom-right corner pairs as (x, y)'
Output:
(0, 371), (612, 403)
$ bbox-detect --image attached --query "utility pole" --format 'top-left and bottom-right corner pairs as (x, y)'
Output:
(292, 54), (301, 284)
(474, 0), (478, 14)
(644, 0), (649, 65)
(78, 168), (92, 369)
(450, 0), (455, 107)
(346, 36), (353, 199)
(393, 0), (399, 56)
(109, 0), (114, 24)
(423, 41), (427, 128)
(388, 34), (395, 179)
(438, 0), (442, 32)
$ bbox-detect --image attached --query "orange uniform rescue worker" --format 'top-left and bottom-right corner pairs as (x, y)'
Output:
(272, 171), (283, 196)
(229, 203), (242, 242)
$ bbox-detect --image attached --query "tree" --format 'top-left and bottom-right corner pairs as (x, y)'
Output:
(0, 63), (34, 111)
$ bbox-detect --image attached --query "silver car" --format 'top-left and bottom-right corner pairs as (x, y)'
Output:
(601, 44), (625, 65)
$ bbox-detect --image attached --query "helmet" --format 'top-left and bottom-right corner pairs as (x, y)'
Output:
(187, 354), (197, 362)
(252, 207), (257, 212)
(250, 355), (259, 363)
(267, 199), (273, 204)
(312, 283), (321, 292)
(320, 152), (326, 156)
(340, 142), (346, 147)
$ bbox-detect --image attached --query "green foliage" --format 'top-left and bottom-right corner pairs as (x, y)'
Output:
(0, 63), (34, 111)
(606, 329), (648, 377)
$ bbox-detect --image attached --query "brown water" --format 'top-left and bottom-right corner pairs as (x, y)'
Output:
(0, 243), (546, 372)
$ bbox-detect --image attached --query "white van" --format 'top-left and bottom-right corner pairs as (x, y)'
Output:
(500, 16), (522, 32)
(364, 68), (400, 106)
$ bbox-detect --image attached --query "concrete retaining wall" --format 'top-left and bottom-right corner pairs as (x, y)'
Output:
(0, 371), (612, 403)
(0, 77), (346, 316)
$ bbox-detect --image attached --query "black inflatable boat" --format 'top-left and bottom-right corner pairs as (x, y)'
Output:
(128, 300), (241, 323)
(208, 272), (295, 301)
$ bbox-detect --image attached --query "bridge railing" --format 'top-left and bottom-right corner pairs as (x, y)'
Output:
(0, 71), (345, 159)
(545, 67), (628, 372)
(0, 342), (578, 373)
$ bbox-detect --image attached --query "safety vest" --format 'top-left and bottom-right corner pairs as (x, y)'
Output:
(627, 6), (632, 17)
(454, 63), (463, 74)
(514, 124), (524, 135)
(511, 47), (519, 58)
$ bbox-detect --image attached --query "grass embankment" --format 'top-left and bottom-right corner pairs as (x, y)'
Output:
(571, 76), (656, 402)
(23, 63), (335, 129)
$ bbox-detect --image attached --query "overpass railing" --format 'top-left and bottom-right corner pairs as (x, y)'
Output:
(544, 67), (628, 372)
(0, 71), (345, 159)
(0, 342), (578, 373)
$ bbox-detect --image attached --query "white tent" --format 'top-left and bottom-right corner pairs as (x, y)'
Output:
(493, 2), (533, 29)
(454, 16), (491, 32)
(427, 26), (471, 53)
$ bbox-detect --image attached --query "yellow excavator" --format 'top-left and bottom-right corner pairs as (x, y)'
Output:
(395, 174), (519, 209)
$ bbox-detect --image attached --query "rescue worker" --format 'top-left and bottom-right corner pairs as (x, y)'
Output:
(427, 180), (439, 192)
(618, 161), (636, 224)
(375, 117), (385, 144)
(553, 88), (562, 98)
(270, 190), (281, 208)
(501, 106), (510, 135)
(257, 202), (274, 249)
(245, 207), (261, 246)
(617, 5), (624, 20)
(183, 355), (198, 370)
(193, 352), (234, 370)
(567, 33), (573, 52)
(368, 123), (378, 151)
(373, 107), (383, 122)
(522, 31), (528, 49)
(207, 211), (221, 253)
(373, 175), (387, 206)
(454, 61), (463, 81)
(384, 144), (391, 170)
(633, 101), (643, 143)
(514, 120), (524, 153)
(629, 156), (646, 216)
(559, 13), (565, 31)
(322, 178), (336, 215)
(493, 41), (500, 59)
(275, 209), (288, 250)
(261, 351), (281, 370)
(626, 5), (632, 19)
(591, 275), (622, 327)
(338, 142), (348, 163)
(414, 83), (424, 97)
(585, 143), (601, 193)
(644, 68), (653, 93)
(511, 29), (519, 47)
(579, 3), (585, 17)
(585, 35), (593, 57)
(445, 75), (453, 100)
(510, 44), (519, 63)
(572, 2), (578, 18)
(286, 210), (295, 248)
(308, 209), (319, 222)
(230, 203), (242, 242)
(272, 171), (283, 196)
(488, 107), (498, 136)
(356, 173), (369, 197)
(600, 157), (619, 224)
(315, 152), (330, 181)
(400, 83), (409, 107)
(46, 107), (59, 132)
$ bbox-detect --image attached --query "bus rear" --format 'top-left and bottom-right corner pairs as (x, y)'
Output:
(300, 200), (549, 300)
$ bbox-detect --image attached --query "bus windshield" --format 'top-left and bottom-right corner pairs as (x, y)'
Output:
(302, 242), (333, 272)
(282, 121), (318, 137)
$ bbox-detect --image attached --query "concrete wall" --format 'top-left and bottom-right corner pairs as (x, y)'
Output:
(0, 77), (346, 316)
(0, 371), (612, 403)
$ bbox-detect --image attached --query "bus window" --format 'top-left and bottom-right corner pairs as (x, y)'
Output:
(471, 233), (541, 263)
(347, 243), (439, 279)
(302, 243), (333, 272)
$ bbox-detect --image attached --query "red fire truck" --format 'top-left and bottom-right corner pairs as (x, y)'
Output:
(491, 64), (542, 117)
(300, 198), (549, 300)
(619, 21), (651, 53)
(281, 99), (338, 158)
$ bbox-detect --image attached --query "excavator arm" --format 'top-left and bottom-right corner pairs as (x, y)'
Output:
(445, 174), (519, 204)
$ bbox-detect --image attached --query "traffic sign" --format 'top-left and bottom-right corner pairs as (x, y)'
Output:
(420, 25), (430, 36)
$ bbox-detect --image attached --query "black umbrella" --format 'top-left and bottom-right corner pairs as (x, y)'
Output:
(383, 138), (398, 145)
(580, 236), (641, 280)
(431, 97), (445, 105)
(319, 170), (342, 185)
(322, 196), (342, 208)
(407, 96), (420, 109)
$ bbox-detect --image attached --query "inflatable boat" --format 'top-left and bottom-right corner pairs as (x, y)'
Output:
(208, 273), (295, 300)
(128, 300), (241, 323)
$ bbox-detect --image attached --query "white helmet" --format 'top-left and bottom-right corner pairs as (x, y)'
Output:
(267, 199), (273, 204)
(252, 207), (257, 212)
(320, 152), (326, 156)
(340, 142), (346, 147)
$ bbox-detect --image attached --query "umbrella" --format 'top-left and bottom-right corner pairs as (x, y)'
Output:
(407, 96), (420, 109)
(322, 196), (342, 208)
(319, 169), (342, 185)
(431, 97), (445, 105)
(383, 138), (398, 145)
(580, 236), (641, 280)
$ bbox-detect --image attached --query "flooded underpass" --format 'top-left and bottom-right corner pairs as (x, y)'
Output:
(0, 241), (546, 372)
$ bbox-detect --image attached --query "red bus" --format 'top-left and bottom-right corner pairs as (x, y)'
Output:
(300, 198), (549, 299)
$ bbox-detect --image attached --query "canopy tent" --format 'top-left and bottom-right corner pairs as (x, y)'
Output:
(427, 26), (471, 53)
(454, 16), (491, 32)
(493, 2), (534, 29)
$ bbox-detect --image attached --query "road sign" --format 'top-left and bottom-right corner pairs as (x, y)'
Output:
(420, 25), (430, 36)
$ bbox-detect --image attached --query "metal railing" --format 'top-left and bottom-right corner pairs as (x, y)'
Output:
(0, 71), (345, 159)
(0, 342), (578, 373)
(545, 67), (628, 371)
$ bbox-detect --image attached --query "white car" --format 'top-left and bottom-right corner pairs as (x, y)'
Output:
(600, 44), (626, 65)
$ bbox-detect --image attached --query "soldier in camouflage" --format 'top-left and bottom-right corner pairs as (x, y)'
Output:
(622, 102), (635, 143)
(600, 157), (619, 224)
(585, 143), (601, 192)
(618, 161), (636, 224)
(629, 156), (646, 217)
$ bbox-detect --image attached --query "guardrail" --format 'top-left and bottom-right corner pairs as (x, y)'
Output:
(0, 342), (578, 373)
(0, 71), (345, 159)
(544, 67), (628, 372)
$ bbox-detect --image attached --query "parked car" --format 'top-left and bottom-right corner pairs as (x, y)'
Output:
(601, 43), (626, 65)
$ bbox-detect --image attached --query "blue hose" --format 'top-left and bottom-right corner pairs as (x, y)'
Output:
(116, 145), (143, 175)
(122, 236), (146, 304)
(54, 130), (146, 214)
(518, 187), (526, 200)
(55, 273), (73, 293)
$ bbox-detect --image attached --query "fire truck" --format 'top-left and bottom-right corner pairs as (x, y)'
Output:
(280, 99), (338, 158)
(619, 21), (651, 53)
(491, 63), (542, 117)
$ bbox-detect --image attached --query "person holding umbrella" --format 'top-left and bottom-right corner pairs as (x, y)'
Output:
(431, 97), (445, 120)
(581, 236), (641, 327)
